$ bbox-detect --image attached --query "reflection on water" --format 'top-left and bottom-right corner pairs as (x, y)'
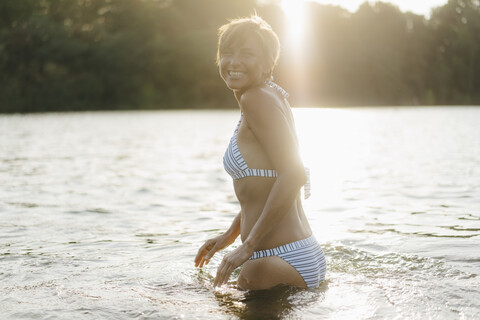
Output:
(1, 108), (479, 319)
(214, 285), (327, 320)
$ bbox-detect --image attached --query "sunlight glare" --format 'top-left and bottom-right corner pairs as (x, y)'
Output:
(280, 0), (308, 103)
(294, 109), (378, 202)
(281, 0), (307, 46)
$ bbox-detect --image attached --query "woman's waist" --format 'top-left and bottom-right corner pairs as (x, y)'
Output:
(239, 205), (311, 250)
(241, 226), (312, 251)
(233, 177), (275, 203)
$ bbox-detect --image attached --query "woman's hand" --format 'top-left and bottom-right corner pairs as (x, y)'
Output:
(194, 233), (235, 268)
(213, 243), (254, 287)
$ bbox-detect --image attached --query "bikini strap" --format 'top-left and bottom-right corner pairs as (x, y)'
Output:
(304, 167), (311, 199)
(265, 80), (289, 99)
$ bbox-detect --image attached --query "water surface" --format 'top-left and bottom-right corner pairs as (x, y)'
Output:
(1, 107), (479, 319)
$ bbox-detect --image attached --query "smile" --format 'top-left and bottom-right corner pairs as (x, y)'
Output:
(228, 71), (245, 77)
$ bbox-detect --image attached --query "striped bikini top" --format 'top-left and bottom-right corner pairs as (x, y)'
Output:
(222, 81), (311, 199)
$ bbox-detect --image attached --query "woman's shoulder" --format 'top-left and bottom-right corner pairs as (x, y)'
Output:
(240, 85), (284, 117)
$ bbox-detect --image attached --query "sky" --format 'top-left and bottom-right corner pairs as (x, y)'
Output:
(313, 0), (449, 17)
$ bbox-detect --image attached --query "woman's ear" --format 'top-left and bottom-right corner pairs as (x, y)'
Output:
(263, 66), (272, 81)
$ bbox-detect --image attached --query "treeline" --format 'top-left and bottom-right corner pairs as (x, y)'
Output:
(0, 0), (479, 112)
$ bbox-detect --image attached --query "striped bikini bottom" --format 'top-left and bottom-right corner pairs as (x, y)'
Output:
(249, 236), (327, 289)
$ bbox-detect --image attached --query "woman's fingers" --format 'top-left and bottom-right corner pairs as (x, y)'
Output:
(200, 247), (217, 268)
(194, 250), (204, 267)
(213, 245), (253, 287)
(213, 257), (232, 287)
(196, 255), (206, 268)
(204, 245), (218, 261)
(194, 247), (207, 267)
(195, 238), (224, 268)
(213, 252), (240, 287)
(194, 240), (215, 267)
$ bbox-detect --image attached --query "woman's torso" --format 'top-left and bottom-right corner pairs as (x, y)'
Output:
(230, 90), (312, 250)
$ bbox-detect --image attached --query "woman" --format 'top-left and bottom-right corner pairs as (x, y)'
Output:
(194, 16), (326, 290)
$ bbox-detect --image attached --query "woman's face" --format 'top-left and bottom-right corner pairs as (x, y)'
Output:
(219, 36), (269, 94)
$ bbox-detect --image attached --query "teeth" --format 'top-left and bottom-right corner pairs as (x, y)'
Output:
(229, 71), (244, 77)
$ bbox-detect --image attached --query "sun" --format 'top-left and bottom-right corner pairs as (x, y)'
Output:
(280, 0), (307, 46)
(280, 0), (308, 102)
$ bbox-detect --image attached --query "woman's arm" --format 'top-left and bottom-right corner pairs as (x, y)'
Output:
(242, 90), (306, 246)
(213, 89), (306, 287)
(194, 212), (241, 268)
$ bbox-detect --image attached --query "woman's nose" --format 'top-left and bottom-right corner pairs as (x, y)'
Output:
(229, 53), (242, 66)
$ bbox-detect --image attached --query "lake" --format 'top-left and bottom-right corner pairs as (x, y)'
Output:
(1, 107), (479, 319)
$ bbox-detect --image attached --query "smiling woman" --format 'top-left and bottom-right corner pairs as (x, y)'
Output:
(194, 15), (327, 291)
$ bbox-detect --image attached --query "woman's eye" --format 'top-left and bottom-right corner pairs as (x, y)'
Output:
(242, 52), (254, 57)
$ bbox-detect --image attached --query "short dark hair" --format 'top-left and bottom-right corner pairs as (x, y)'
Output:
(217, 15), (280, 79)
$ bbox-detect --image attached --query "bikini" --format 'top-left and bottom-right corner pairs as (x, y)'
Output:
(223, 81), (326, 289)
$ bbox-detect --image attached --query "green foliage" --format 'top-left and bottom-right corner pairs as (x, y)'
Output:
(428, 0), (480, 104)
(0, 0), (479, 112)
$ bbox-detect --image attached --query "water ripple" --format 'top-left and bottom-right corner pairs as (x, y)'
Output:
(1, 108), (479, 319)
